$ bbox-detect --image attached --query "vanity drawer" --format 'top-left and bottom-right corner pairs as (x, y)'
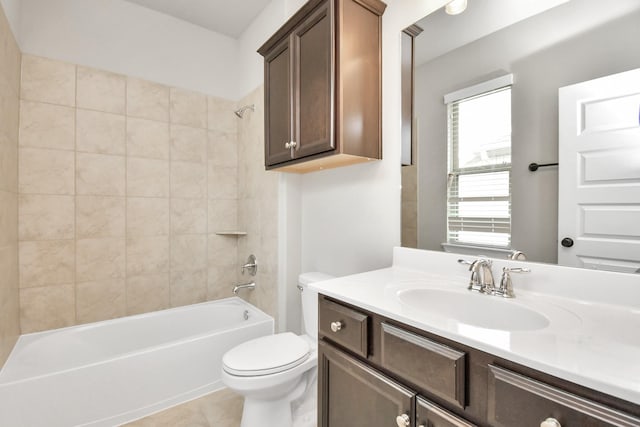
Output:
(380, 322), (467, 409)
(319, 298), (369, 358)
(488, 365), (640, 427)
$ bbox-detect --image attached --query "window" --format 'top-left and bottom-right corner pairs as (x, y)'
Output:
(445, 76), (512, 248)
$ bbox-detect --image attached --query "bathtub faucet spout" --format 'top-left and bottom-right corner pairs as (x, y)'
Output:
(233, 282), (256, 295)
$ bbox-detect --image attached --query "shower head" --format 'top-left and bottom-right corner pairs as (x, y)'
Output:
(234, 104), (255, 118)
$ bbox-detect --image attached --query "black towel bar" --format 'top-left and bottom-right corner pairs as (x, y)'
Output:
(528, 162), (558, 171)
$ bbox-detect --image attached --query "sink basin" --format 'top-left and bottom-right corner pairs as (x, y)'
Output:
(396, 288), (550, 331)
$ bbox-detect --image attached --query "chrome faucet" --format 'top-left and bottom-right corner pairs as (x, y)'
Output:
(233, 282), (256, 295)
(458, 258), (495, 294)
(496, 267), (530, 298)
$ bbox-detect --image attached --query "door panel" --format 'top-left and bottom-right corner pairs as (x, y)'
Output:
(318, 341), (415, 427)
(264, 37), (292, 166)
(292, 1), (335, 159)
(558, 68), (640, 273)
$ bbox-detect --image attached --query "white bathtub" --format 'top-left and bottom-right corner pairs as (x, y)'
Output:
(0, 297), (273, 426)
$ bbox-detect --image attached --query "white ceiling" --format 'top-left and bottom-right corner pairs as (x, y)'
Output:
(414, 0), (569, 65)
(124, 0), (272, 38)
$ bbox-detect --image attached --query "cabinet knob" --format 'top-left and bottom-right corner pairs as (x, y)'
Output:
(284, 141), (298, 149)
(330, 321), (342, 332)
(395, 414), (410, 427)
(540, 417), (561, 427)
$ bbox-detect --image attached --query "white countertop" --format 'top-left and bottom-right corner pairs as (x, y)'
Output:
(310, 247), (640, 405)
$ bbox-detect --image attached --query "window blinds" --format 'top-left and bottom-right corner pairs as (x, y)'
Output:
(446, 85), (512, 248)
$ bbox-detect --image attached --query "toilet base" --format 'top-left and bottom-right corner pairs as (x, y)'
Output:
(239, 375), (307, 427)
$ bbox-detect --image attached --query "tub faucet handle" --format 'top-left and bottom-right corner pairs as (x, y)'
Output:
(241, 254), (257, 276)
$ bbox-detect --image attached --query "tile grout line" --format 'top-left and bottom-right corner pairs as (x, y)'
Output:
(73, 63), (78, 326)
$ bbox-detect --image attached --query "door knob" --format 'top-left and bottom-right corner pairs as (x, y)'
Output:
(395, 414), (410, 427)
(561, 237), (574, 247)
(540, 417), (561, 427)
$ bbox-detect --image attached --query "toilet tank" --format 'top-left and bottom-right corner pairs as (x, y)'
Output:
(299, 272), (334, 338)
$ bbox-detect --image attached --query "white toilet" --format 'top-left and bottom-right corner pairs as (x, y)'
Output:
(221, 272), (333, 427)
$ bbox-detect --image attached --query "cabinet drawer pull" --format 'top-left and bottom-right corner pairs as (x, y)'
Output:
(540, 418), (561, 427)
(330, 321), (343, 332)
(396, 414), (410, 427)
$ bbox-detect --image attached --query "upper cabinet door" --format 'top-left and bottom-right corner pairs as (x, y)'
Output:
(292, 1), (335, 159)
(264, 37), (293, 166)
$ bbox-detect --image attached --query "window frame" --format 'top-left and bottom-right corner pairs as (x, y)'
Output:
(444, 75), (514, 249)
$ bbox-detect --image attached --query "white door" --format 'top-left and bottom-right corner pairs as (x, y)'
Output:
(558, 68), (640, 273)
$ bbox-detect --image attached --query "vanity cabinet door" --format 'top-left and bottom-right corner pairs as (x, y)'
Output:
(416, 397), (477, 427)
(318, 340), (415, 427)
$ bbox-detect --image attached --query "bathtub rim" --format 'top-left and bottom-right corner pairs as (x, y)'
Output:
(0, 297), (274, 385)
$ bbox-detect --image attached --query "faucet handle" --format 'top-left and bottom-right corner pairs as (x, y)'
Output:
(497, 267), (530, 298)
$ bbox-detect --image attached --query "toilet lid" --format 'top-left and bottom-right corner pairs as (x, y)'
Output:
(223, 332), (310, 376)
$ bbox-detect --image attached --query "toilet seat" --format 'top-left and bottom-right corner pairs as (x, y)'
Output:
(223, 332), (310, 377)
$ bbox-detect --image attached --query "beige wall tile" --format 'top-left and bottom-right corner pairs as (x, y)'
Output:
(170, 124), (207, 163)
(208, 130), (238, 167)
(170, 87), (207, 128)
(19, 194), (75, 240)
(76, 153), (125, 196)
(127, 157), (170, 197)
(171, 234), (207, 272)
(19, 101), (75, 150)
(126, 273), (170, 315)
(0, 78), (20, 143)
(77, 67), (126, 114)
(127, 77), (169, 122)
(0, 133), (18, 192)
(19, 147), (75, 195)
(21, 55), (75, 107)
(207, 96), (237, 133)
(126, 197), (169, 237)
(127, 117), (169, 160)
(208, 166), (238, 199)
(20, 284), (75, 333)
(171, 198), (206, 235)
(76, 109), (126, 155)
(76, 238), (125, 282)
(171, 161), (206, 199)
(76, 279), (126, 324)
(208, 199), (238, 232)
(207, 266), (237, 301)
(126, 236), (170, 276)
(0, 190), (17, 246)
(170, 269), (207, 307)
(0, 10), (21, 94)
(207, 234), (238, 267)
(19, 240), (74, 287)
(76, 196), (125, 239)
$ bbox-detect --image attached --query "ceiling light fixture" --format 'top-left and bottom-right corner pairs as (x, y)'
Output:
(445, 0), (468, 15)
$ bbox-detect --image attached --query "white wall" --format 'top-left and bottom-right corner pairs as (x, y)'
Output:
(0, 0), (19, 40)
(295, 0), (449, 278)
(17, 0), (241, 100)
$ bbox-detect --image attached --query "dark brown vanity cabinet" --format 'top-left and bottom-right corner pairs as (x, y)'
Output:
(317, 295), (640, 427)
(258, 0), (386, 173)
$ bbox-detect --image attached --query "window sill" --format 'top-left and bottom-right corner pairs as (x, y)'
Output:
(441, 242), (513, 259)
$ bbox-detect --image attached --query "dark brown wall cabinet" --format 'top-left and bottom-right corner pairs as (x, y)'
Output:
(258, 0), (386, 173)
(318, 295), (640, 427)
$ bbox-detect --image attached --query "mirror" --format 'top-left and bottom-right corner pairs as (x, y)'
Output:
(401, 0), (640, 270)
